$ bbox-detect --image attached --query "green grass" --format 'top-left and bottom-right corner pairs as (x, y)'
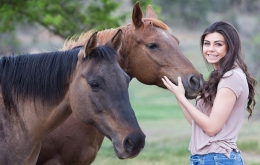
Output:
(92, 79), (260, 165)
(238, 140), (260, 152)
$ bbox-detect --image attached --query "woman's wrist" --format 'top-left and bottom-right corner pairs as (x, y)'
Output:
(177, 95), (187, 102)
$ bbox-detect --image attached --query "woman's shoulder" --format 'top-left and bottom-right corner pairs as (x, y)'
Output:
(219, 67), (246, 89)
(222, 67), (245, 80)
(222, 70), (234, 78)
(218, 67), (247, 97)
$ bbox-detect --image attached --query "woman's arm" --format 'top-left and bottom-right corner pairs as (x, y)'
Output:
(162, 76), (236, 136)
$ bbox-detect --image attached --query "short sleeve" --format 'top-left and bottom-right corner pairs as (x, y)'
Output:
(217, 71), (243, 98)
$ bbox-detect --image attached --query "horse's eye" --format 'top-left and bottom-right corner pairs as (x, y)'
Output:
(147, 43), (159, 50)
(90, 82), (99, 88)
(89, 81), (100, 90)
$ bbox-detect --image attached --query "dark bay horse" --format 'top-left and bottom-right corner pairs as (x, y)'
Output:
(37, 2), (204, 165)
(0, 30), (145, 165)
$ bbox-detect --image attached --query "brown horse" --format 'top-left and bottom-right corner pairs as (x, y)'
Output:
(0, 30), (145, 165)
(37, 2), (203, 165)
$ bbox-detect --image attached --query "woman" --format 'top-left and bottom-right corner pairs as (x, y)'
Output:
(162, 21), (257, 165)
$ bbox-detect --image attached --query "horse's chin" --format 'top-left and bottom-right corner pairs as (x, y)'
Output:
(185, 93), (198, 100)
(113, 147), (126, 159)
(185, 89), (200, 100)
(113, 145), (141, 159)
(112, 140), (128, 159)
(111, 139), (143, 159)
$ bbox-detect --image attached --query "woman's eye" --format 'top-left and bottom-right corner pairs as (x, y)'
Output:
(147, 43), (159, 50)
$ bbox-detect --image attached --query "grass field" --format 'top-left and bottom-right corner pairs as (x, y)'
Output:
(92, 79), (260, 165)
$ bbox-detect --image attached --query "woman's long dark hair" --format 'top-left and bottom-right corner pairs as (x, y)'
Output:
(197, 21), (257, 119)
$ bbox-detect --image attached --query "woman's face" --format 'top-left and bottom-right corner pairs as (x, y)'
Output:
(202, 32), (227, 70)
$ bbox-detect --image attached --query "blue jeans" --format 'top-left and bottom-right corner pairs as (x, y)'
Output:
(190, 150), (244, 165)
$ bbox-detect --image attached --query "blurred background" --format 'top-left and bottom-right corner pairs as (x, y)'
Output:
(1, 0), (259, 164)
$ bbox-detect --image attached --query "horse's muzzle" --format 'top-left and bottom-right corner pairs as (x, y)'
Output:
(185, 74), (204, 99)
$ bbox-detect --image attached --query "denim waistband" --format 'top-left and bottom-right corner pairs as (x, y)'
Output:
(190, 150), (244, 165)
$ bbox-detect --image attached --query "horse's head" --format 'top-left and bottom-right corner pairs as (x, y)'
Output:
(123, 2), (203, 99)
(69, 30), (145, 159)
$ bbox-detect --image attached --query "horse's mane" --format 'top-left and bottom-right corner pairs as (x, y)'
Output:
(62, 30), (95, 50)
(0, 48), (80, 112)
(0, 44), (117, 113)
(62, 18), (171, 50)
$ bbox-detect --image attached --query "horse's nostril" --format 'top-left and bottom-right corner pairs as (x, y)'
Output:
(188, 74), (200, 90)
(124, 138), (135, 152)
(122, 133), (145, 156)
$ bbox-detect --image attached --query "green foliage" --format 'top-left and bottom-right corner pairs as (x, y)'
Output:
(84, 0), (127, 31)
(238, 140), (260, 152)
(178, 0), (210, 28)
(156, 0), (260, 29)
(155, 0), (210, 29)
(210, 0), (260, 13)
(0, 0), (127, 39)
(246, 34), (260, 80)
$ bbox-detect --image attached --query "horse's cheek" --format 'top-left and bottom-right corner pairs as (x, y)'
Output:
(69, 79), (90, 122)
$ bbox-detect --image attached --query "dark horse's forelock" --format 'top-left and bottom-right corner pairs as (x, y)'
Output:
(0, 48), (79, 113)
(84, 44), (117, 63)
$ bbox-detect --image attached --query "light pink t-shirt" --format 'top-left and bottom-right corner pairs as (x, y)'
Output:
(189, 67), (249, 157)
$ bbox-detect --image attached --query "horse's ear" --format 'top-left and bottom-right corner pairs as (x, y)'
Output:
(106, 29), (122, 51)
(81, 31), (98, 59)
(146, 5), (158, 19)
(132, 1), (144, 29)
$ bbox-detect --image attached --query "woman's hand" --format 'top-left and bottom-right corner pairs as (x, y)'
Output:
(161, 76), (185, 99)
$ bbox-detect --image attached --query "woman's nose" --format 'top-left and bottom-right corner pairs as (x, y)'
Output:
(208, 45), (215, 52)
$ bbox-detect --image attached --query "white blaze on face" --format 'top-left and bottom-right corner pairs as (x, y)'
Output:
(160, 30), (177, 45)
(161, 31), (169, 39)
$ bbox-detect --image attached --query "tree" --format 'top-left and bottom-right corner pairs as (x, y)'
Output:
(0, 0), (127, 39)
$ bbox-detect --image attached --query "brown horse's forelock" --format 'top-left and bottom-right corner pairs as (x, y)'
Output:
(143, 18), (171, 32)
(0, 48), (79, 113)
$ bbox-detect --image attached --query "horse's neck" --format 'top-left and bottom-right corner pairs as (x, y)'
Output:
(8, 93), (72, 142)
(0, 97), (71, 164)
(1, 50), (77, 138)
